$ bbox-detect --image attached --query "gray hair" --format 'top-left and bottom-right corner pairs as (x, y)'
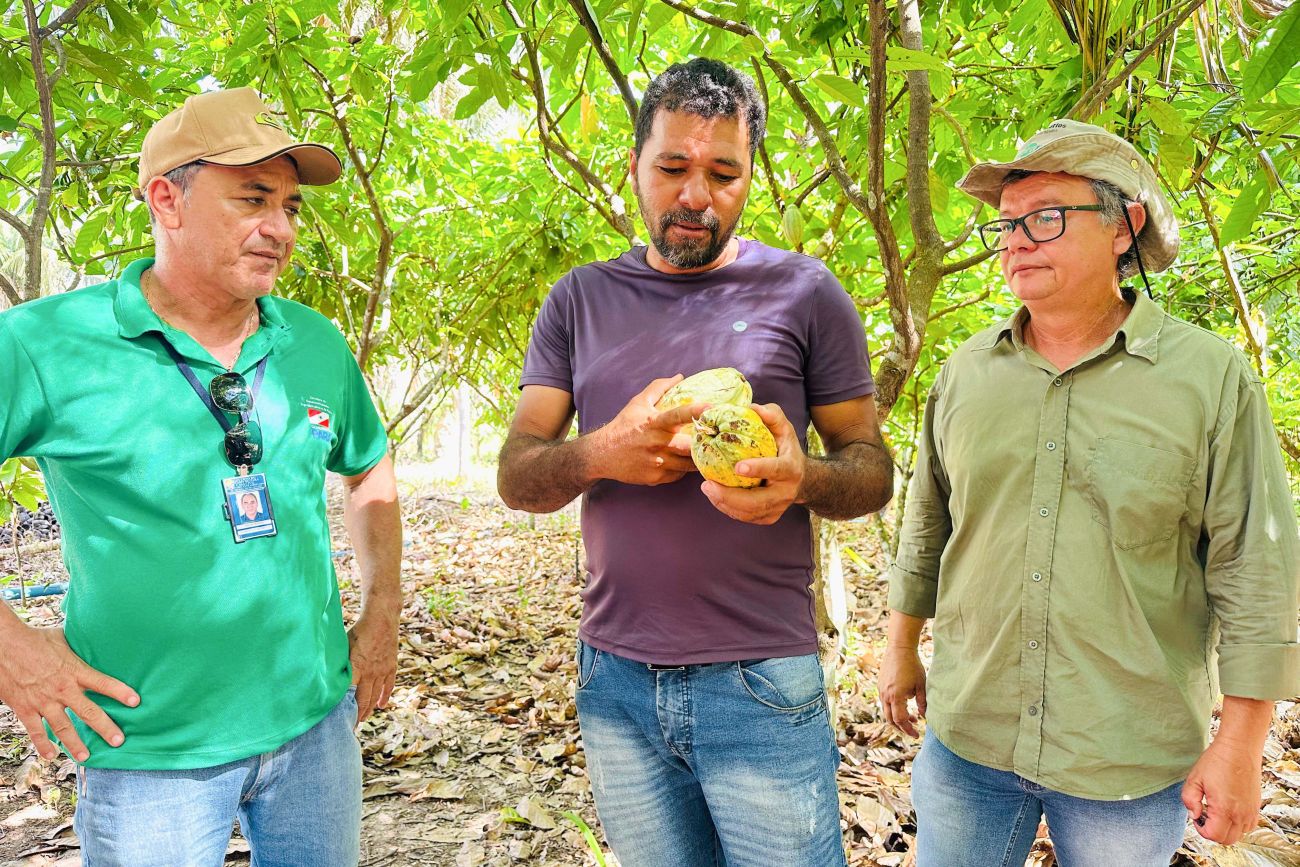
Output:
(1002, 169), (1141, 278)
(147, 162), (203, 223)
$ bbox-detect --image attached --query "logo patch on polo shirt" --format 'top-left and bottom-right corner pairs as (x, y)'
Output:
(302, 399), (333, 441)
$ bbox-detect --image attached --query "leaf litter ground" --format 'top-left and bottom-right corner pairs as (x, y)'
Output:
(2, 483), (1299, 866)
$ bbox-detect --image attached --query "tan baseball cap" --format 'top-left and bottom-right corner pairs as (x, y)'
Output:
(956, 119), (1179, 272)
(136, 87), (342, 197)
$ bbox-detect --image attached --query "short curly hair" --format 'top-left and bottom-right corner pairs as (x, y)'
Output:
(635, 58), (766, 162)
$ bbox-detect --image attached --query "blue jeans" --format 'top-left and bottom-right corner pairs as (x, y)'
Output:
(911, 729), (1187, 867)
(574, 640), (848, 867)
(74, 687), (361, 867)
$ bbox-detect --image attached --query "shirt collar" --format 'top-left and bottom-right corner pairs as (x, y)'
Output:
(113, 258), (160, 339)
(1113, 290), (1164, 363)
(114, 257), (290, 340)
(971, 288), (1164, 363)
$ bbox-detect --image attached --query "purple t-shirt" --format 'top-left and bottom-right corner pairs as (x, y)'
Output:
(521, 239), (875, 664)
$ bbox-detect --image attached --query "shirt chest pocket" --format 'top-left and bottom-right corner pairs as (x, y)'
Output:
(1083, 437), (1196, 550)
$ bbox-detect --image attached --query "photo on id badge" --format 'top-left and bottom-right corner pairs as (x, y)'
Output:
(223, 474), (277, 542)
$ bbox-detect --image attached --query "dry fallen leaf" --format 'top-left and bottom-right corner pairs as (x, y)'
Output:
(513, 796), (557, 830)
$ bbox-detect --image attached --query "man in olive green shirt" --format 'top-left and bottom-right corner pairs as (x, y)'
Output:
(879, 120), (1298, 866)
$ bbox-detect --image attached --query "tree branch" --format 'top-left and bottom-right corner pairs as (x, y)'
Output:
(0, 271), (22, 307)
(944, 202), (984, 252)
(566, 0), (638, 127)
(898, 0), (942, 253)
(1279, 429), (1300, 465)
(56, 152), (139, 169)
(0, 207), (29, 238)
(22, 0), (58, 303)
(1192, 182), (1265, 373)
(756, 140), (786, 213)
(792, 168), (833, 208)
(506, 0), (637, 243)
(385, 379), (438, 435)
(939, 247), (996, 276)
(303, 60), (393, 371)
(1067, 0), (1208, 119)
(35, 0), (98, 40)
(929, 288), (992, 319)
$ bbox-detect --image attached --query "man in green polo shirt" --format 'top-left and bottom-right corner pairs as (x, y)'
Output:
(878, 119), (1298, 865)
(0, 88), (401, 866)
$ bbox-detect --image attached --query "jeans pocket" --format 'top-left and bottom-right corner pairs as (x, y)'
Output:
(736, 655), (826, 712)
(1083, 437), (1195, 550)
(576, 640), (601, 690)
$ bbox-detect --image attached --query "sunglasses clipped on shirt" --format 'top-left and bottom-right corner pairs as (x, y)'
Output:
(210, 371), (263, 468)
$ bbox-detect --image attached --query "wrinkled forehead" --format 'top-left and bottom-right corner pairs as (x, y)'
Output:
(997, 171), (1096, 214)
(200, 157), (303, 195)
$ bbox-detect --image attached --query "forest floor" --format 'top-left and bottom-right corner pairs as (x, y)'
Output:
(2, 478), (1300, 866)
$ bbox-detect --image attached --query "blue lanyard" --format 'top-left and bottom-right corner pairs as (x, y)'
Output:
(158, 337), (268, 433)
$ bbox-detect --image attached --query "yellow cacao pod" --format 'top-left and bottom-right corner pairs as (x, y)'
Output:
(656, 367), (752, 411)
(691, 404), (777, 489)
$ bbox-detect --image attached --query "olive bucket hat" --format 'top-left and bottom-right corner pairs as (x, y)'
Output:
(957, 119), (1179, 273)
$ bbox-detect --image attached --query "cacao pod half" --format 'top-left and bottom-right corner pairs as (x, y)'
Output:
(691, 404), (777, 489)
(656, 367), (752, 411)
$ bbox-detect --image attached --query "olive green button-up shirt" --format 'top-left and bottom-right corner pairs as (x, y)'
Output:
(889, 291), (1300, 800)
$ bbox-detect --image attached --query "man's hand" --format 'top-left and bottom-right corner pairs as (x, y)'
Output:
(347, 612), (398, 725)
(0, 623), (139, 762)
(699, 403), (804, 525)
(586, 376), (705, 487)
(1183, 732), (1265, 844)
(878, 647), (927, 738)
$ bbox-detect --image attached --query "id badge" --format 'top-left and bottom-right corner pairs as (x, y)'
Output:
(222, 473), (278, 543)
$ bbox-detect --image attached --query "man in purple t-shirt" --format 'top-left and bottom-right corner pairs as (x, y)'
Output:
(498, 58), (893, 866)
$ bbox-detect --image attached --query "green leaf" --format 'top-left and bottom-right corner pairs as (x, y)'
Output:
(809, 16), (848, 43)
(811, 73), (867, 108)
(75, 209), (111, 258)
(1156, 132), (1193, 186)
(1219, 174), (1272, 246)
(1195, 95), (1242, 136)
(886, 46), (947, 73)
(0, 115), (16, 132)
(12, 488), (39, 513)
(454, 86), (491, 120)
(627, 0), (645, 53)
(1144, 100), (1191, 137)
(103, 0), (143, 43)
(1243, 0), (1300, 102)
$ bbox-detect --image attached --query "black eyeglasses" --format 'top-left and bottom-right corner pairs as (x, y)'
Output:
(978, 205), (1105, 251)
(210, 372), (263, 468)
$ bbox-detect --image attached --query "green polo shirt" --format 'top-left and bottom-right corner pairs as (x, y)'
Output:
(0, 258), (388, 769)
(890, 290), (1300, 800)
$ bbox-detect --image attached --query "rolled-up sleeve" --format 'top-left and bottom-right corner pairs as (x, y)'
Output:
(1203, 358), (1300, 700)
(888, 375), (953, 618)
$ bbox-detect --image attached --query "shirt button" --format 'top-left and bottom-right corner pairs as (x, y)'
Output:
(1039, 507), (1050, 517)
(1032, 572), (1043, 582)
(1046, 441), (1057, 451)
(1053, 378), (1063, 387)
(1028, 706), (1039, 716)
(1028, 640), (1039, 649)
